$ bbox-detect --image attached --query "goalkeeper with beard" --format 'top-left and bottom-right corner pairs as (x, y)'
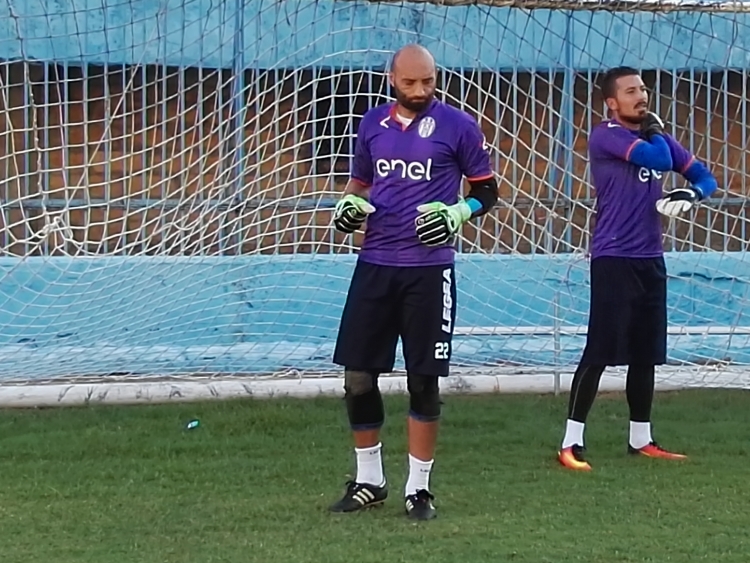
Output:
(327, 44), (498, 520)
(558, 66), (718, 472)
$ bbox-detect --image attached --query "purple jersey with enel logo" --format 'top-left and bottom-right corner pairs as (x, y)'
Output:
(588, 119), (695, 259)
(350, 99), (493, 267)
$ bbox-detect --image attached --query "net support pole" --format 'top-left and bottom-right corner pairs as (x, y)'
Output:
(553, 291), (562, 395)
(561, 11), (576, 250)
(226, 0), (246, 256)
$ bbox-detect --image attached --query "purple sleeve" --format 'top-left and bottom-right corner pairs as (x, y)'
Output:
(457, 118), (493, 180)
(664, 134), (695, 174)
(589, 123), (642, 161)
(350, 117), (373, 186)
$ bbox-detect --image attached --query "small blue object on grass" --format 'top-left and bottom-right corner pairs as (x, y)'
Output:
(185, 419), (200, 430)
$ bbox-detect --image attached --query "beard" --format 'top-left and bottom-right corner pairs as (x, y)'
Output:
(619, 106), (649, 125)
(619, 114), (646, 125)
(393, 85), (433, 113)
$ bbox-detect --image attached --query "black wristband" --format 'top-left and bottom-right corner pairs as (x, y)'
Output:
(467, 177), (499, 216)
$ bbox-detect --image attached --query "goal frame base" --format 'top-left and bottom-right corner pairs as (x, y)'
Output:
(1, 366), (741, 408)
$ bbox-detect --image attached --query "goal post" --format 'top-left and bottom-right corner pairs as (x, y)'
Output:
(1, 0), (749, 406)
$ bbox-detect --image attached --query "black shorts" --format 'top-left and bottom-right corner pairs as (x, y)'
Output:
(333, 260), (457, 376)
(580, 256), (667, 367)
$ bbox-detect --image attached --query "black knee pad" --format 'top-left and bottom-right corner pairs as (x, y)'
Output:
(407, 374), (441, 421)
(344, 370), (384, 430)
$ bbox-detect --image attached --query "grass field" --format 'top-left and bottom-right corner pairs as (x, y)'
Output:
(1, 389), (750, 562)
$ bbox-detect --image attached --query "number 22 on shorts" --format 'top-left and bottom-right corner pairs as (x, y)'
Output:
(434, 342), (450, 360)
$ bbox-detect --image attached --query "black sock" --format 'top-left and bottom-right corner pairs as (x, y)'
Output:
(567, 364), (606, 422)
(626, 364), (655, 422)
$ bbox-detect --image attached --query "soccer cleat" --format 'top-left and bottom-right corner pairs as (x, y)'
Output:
(405, 489), (437, 520)
(628, 441), (687, 460)
(557, 444), (592, 471)
(329, 480), (388, 513)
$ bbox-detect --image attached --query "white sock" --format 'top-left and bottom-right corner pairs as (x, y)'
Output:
(355, 443), (385, 487)
(562, 419), (585, 449)
(404, 454), (434, 496)
(629, 421), (652, 449)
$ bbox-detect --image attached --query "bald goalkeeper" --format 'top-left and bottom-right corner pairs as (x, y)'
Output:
(328, 44), (499, 520)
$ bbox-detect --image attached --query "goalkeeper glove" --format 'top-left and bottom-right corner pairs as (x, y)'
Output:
(640, 111), (665, 140)
(333, 194), (376, 234)
(656, 187), (701, 217)
(414, 201), (473, 247)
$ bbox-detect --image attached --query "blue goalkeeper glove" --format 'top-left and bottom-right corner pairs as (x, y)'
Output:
(414, 200), (473, 246)
(333, 194), (376, 234)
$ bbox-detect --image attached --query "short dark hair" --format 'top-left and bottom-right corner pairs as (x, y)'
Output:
(600, 66), (640, 99)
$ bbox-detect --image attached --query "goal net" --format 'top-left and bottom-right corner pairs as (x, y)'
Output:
(1, 0), (749, 406)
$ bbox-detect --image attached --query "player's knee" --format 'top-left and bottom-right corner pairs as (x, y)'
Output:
(344, 370), (384, 430)
(407, 374), (441, 422)
(344, 370), (377, 396)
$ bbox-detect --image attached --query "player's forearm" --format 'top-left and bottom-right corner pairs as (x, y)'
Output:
(683, 160), (718, 199)
(629, 136), (673, 171)
(344, 179), (371, 200)
(465, 176), (499, 217)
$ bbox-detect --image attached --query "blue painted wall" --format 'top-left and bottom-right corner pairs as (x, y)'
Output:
(1, 253), (749, 380)
(3, 0), (750, 70)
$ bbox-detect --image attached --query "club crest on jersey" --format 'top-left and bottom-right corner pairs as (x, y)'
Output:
(418, 117), (436, 138)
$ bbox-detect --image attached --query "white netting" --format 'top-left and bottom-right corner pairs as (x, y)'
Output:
(1, 0), (750, 404)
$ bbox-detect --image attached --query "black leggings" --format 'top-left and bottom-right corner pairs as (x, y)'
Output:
(568, 364), (655, 423)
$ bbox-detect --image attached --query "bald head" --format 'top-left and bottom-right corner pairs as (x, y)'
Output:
(389, 44), (437, 116)
(391, 44), (435, 74)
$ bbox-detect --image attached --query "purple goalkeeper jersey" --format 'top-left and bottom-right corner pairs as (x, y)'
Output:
(350, 99), (493, 267)
(588, 119), (695, 259)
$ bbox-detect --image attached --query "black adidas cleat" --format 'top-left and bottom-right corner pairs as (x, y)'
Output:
(329, 480), (388, 513)
(405, 489), (437, 520)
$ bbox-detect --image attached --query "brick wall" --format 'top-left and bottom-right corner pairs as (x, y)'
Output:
(0, 63), (746, 256)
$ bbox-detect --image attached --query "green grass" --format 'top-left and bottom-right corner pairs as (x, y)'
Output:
(1, 389), (750, 562)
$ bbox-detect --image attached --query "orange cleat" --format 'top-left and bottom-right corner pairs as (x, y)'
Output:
(628, 441), (687, 460)
(557, 445), (592, 471)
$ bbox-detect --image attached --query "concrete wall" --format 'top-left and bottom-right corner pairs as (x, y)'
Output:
(1, 253), (749, 380)
(5, 1), (750, 70)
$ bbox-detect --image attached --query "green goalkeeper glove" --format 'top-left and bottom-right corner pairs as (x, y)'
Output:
(333, 194), (376, 234)
(414, 200), (473, 246)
